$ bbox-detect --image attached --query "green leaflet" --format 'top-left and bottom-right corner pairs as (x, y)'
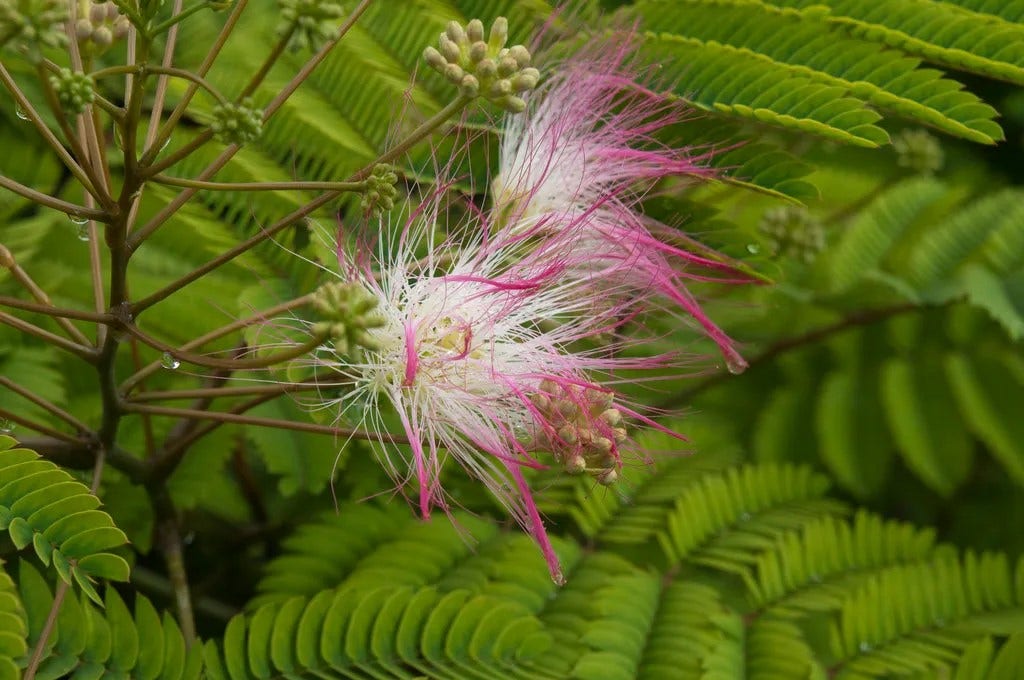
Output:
(0, 437), (128, 604)
(636, 0), (1003, 143)
(7, 562), (201, 680)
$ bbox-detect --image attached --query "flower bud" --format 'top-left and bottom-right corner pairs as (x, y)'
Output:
(423, 46), (446, 69)
(460, 74), (480, 98)
(488, 16), (508, 51)
(210, 98), (264, 145)
(597, 468), (618, 486)
(439, 34), (461, 62)
(465, 18), (484, 42)
(445, 20), (466, 44)
(468, 40), (487, 63)
(508, 44), (530, 67)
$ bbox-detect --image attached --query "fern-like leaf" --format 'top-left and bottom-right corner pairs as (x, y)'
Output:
(13, 561), (201, 679)
(637, 0), (1003, 143)
(0, 437), (129, 604)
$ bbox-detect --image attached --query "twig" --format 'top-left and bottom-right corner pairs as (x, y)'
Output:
(657, 302), (922, 409)
(118, 322), (325, 370)
(0, 311), (98, 361)
(0, 294), (111, 324)
(0, 63), (104, 204)
(150, 487), (197, 643)
(120, 294), (314, 393)
(0, 376), (92, 434)
(0, 249), (95, 346)
(150, 174), (366, 192)
(0, 175), (108, 222)
(124, 402), (400, 442)
(130, 0), (375, 244)
(128, 379), (334, 402)
(0, 407), (83, 444)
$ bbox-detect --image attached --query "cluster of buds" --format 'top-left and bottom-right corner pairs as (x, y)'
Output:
(210, 98), (263, 146)
(529, 379), (627, 486)
(75, 1), (129, 55)
(278, 0), (344, 52)
(893, 128), (944, 175)
(360, 164), (399, 215)
(0, 0), (67, 56)
(759, 205), (826, 264)
(49, 68), (95, 115)
(423, 17), (540, 113)
(310, 282), (386, 357)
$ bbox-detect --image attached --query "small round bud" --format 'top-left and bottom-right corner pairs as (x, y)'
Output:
(612, 427), (628, 443)
(600, 409), (622, 426)
(443, 63), (464, 83)
(76, 18), (94, 39)
(423, 46), (446, 69)
(497, 56), (518, 77)
(277, 0), (345, 52)
(476, 58), (497, 79)
(565, 455), (586, 475)
(91, 25), (113, 47)
(488, 16), (508, 51)
(508, 44), (530, 67)
(488, 79), (512, 98)
(445, 20), (466, 44)
(465, 18), (484, 42)
(468, 40), (487, 63)
(597, 468), (619, 486)
(439, 34), (460, 63)
(459, 74), (480, 97)
(210, 98), (264, 145)
(89, 3), (107, 22)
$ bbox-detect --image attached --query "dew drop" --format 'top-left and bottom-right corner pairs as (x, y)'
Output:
(68, 213), (89, 225)
(858, 641), (873, 653)
(76, 224), (90, 241)
(0, 419), (14, 434)
(161, 352), (180, 370)
(15, 104), (28, 120)
(724, 348), (748, 375)
(746, 243), (761, 255)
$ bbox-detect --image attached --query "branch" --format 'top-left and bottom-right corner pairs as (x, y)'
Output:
(0, 175), (109, 222)
(0, 407), (84, 444)
(0, 376), (92, 434)
(119, 322), (325, 370)
(0, 249), (95, 346)
(130, 0), (375, 244)
(128, 378), (338, 402)
(124, 402), (401, 443)
(120, 294), (314, 393)
(150, 174), (367, 193)
(657, 302), (922, 409)
(0, 294), (112, 324)
(0, 311), (98, 361)
(0, 63), (104, 205)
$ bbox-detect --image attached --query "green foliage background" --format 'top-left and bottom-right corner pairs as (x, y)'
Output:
(2, 0), (1024, 677)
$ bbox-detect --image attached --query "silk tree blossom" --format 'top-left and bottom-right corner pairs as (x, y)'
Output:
(312, 191), (679, 584)
(492, 32), (750, 373)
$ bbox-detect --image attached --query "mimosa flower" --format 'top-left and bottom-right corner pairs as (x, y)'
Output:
(312, 189), (675, 584)
(492, 33), (749, 373)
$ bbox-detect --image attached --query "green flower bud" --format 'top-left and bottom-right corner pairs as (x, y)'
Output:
(50, 68), (95, 115)
(465, 18), (484, 43)
(892, 128), (944, 175)
(0, 0), (67, 58)
(758, 205), (826, 264)
(422, 16), (541, 113)
(310, 281), (386, 356)
(278, 0), (344, 52)
(210, 97), (264, 145)
(360, 163), (399, 216)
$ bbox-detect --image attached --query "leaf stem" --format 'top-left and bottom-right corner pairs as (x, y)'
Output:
(140, 0), (250, 165)
(0, 295), (112, 323)
(0, 175), (108, 222)
(150, 174), (367, 193)
(128, 379), (336, 402)
(0, 407), (84, 444)
(0, 311), (98, 361)
(119, 322), (327, 370)
(0, 63), (104, 205)
(22, 581), (68, 680)
(120, 294), (314, 393)
(124, 402), (400, 442)
(0, 249), (96, 345)
(131, 0), (375, 244)
(0, 376), (92, 434)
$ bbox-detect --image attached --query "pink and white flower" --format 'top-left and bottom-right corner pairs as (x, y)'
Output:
(492, 32), (750, 373)
(317, 187), (674, 584)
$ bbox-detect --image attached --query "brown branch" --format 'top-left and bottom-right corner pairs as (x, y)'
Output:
(0, 376), (92, 434)
(0, 311), (98, 361)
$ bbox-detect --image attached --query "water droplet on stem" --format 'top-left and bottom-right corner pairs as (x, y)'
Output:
(15, 104), (28, 121)
(161, 352), (180, 370)
(0, 419), (14, 434)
